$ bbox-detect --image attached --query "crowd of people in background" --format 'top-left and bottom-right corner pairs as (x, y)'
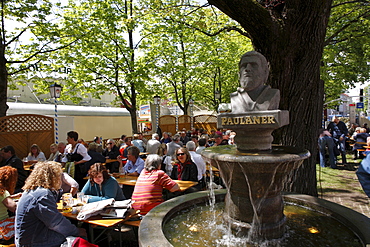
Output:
(318, 116), (370, 199)
(0, 127), (235, 245)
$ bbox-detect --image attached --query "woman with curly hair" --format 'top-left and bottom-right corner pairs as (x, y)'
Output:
(26, 144), (46, 163)
(15, 161), (86, 247)
(81, 163), (125, 203)
(0, 166), (18, 242)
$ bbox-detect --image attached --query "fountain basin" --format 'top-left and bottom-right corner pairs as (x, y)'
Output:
(201, 145), (310, 240)
(138, 190), (370, 246)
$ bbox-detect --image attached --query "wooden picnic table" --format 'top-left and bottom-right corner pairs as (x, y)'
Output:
(105, 159), (118, 164)
(57, 201), (141, 246)
(115, 175), (198, 191)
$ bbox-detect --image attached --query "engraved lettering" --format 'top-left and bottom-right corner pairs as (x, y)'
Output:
(227, 118), (234, 125)
(253, 116), (260, 124)
(233, 117), (240, 125)
(221, 117), (227, 126)
(268, 116), (275, 123)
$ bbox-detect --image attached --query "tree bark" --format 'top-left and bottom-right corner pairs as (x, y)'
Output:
(208, 0), (333, 196)
(0, 53), (8, 117)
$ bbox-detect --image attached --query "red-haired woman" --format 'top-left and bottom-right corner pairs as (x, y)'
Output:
(0, 166), (18, 242)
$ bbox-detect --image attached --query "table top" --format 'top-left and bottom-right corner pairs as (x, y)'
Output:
(23, 163), (32, 171)
(115, 175), (198, 191)
(206, 164), (219, 172)
(57, 201), (125, 228)
(174, 180), (198, 191)
(105, 159), (118, 163)
(115, 175), (139, 186)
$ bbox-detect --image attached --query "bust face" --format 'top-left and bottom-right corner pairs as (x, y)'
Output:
(239, 55), (266, 91)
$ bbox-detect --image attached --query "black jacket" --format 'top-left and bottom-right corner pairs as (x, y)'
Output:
(170, 161), (198, 182)
(2, 155), (27, 193)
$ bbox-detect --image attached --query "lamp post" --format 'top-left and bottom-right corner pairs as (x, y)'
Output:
(189, 98), (194, 129)
(215, 89), (221, 112)
(49, 83), (62, 144)
(215, 89), (221, 103)
(153, 95), (161, 133)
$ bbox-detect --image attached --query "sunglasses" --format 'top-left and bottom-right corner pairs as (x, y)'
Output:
(176, 153), (185, 157)
(108, 143), (114, 145)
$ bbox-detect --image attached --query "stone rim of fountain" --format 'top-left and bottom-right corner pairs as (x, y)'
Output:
(138, 189), (370, 246)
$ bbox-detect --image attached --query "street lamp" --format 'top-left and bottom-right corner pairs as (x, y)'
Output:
(153, 95), (161, 133)
(189, 98), (194, 129)
(215, 89), (221, 103)
(49, 83), (63, 144)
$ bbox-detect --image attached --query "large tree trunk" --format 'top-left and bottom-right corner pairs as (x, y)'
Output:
(208, 0), (333, 196)
(0, 54), (8, 117)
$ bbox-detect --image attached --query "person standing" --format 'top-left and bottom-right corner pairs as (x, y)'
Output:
(62, 131), (91, 189)
(327, 116), (349, 165)
(318, 129), (336, 168)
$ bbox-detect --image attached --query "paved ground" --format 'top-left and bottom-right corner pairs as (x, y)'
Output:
(317, 162), (370, 218)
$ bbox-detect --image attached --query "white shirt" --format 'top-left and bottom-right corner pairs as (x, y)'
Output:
(61, 172), (79, 193)
(195, 146), (206, 154)
(27, 152), (46, 162)
(189, 151), (206, 181)
(62, 143), (91, 163)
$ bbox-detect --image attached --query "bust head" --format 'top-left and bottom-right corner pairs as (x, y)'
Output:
(238, 51), (269, 91)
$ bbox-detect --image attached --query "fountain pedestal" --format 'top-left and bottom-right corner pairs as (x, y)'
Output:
(210, 108), (310, 241)
(203, 146), (310, 240)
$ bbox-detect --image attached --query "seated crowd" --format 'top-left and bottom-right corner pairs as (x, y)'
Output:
(0, 127), (231, 245)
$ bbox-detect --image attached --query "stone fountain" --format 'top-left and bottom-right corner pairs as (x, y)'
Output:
(138, 51), (370, 246)
(201, 51), (310, 241)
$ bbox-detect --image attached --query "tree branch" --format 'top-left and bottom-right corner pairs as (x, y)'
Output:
(5, 24), (33, 46)
(331, 0), (370, 8)
(166, 16), (250, 38)
(7, 38), (81, 64)
(324, 10), (370, 45)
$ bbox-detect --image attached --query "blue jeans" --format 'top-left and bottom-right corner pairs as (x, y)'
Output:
(319, 136), (336, 168)
(356, 164), (370, 198)
(337, 137), (347, 164)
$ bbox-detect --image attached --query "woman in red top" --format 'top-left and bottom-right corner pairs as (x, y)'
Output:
(170, 147), (198, 182)
(132, 155), (179, 215)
